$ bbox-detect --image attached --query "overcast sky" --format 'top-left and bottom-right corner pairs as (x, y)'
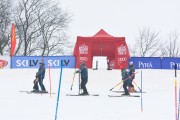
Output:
(59, 0), (179, 44)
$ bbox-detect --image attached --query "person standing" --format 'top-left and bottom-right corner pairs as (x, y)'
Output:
(107, 58), (112, 70)
(128, 61), (136, 92)
(76, 62), (88, 95)
(32, 61), (46, 92)
(120, 66), (130, 95)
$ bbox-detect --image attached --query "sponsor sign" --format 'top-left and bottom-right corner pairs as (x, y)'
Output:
(11, 56), (75, 68)
(0, 56), (10, 69)
(79, 44), (88, 54)
(129, 57), (161, 69)
(161, 57), (180, 69)
(117, 45), (127, 55)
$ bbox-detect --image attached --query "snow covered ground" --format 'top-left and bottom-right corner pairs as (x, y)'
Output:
(0, 68), (179, 120)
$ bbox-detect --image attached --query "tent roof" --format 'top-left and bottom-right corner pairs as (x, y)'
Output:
(93, 29), (114, 37)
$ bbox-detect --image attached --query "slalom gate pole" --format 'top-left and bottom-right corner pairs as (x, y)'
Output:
(132, 80), (142, 91)
(174, 63), (178, 120)
(55, 60), (64, 120)
(109, 71), (138, 91)
(141, 70), (143, 112)
(48, 65), (52, 98)
(179, 85), (180, 120)
(178, 73), (180, 120)
(177, 64), (180, 120)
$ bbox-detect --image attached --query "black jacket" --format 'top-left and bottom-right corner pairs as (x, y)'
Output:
(80, 65), (88, 81)
(121, 68), (128, 80)
(76, 64), (88, 81)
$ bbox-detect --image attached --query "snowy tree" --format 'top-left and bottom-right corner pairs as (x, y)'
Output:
(160, 32), (179, 57)
(14, 0), (72, 56)
(130, 27), (161, 57)
(0, 0), (12, 55)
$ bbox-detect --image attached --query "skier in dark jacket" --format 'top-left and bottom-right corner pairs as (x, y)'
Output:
(121, 67), (130, 95)
(32, 61), (46, 92)
(128, 61), (136, 92)
(76, 62), (88, 95)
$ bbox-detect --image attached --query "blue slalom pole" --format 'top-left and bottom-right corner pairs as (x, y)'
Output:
(55, 60), (64, 120)
(141, 70), (143, 112)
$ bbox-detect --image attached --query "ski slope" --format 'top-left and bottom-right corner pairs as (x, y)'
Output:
(0, 68), (179, 120)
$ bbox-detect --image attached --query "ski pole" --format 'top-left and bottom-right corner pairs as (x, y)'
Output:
(132, 80), (142, 91)
(119, 82), (123, 90)
(70, 68), (77, 91)
(109, 71), (139, 91)
(110, 80), (123, 91)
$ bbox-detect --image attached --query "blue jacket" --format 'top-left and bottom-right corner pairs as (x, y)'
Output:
(129, 65), (135, 79)
(37, 65), (45, 79)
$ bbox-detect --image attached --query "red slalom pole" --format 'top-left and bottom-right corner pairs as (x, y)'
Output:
(49, 65), (52, 98)
(175, 79), (178, 120)
(174, 64), (178, 120)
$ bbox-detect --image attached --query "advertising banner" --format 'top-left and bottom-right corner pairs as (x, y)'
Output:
(11, 56), (75, 68)
(0, 56), (11, 69)
(115, 41), (130, 69)
(161, 57), (180, 69)
(77, 42), (92, 68)
(129, 57), (161, 69)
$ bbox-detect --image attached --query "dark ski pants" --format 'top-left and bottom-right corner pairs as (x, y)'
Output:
(33, 78), (46, 91)
(81, 79), (88, 94)
(39, 78), (46, 91)
(128, 79), (134, 88)
(123, 79), (130, 94)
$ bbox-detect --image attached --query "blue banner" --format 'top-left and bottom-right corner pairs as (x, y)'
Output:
(129, 57), (161, 69)
(11, 56), (75, 68)
(161, 57), (180, 69)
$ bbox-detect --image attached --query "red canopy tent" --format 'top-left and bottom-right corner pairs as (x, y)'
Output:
(73, 29), (130, 69)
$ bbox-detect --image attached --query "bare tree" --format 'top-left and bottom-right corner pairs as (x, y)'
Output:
(14, 0), (42, 56)
(36, 2), (71, 56)
(160, 32), (179, 57)
(0, 0), (12, 55)
(14, 0), (71, 56)
(131, 27), (161, 57)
